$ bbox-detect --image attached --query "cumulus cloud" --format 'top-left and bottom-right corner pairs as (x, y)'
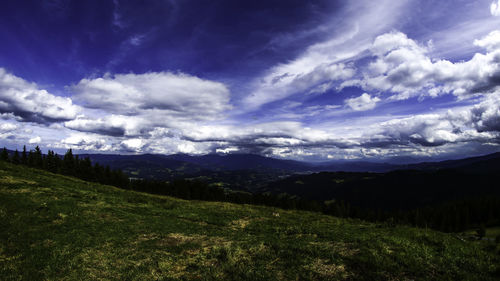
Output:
(470, 92), (500, 132)
(64, 115), (141, 137)
(474, 30), (500, 51)
(372, 114), (463, 147)
(0, 68), (80, 123)
(492, 0), (500, 16)
(0, 122), (17, 140)
(120, 138), (144, 152)
(0, 122), (17, 132)
(346, 31), (500, 100)
(60, 133), (111, 151)
(28, 136), (42, 144)
(364, 92), (500, 148)
(344, 93), (380, 111)
(65, 71), (233, 139)
(370, 31), (420, 56)
(72, 72), (231, 120)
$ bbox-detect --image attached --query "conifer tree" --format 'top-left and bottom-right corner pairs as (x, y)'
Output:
(94, 162), (104, 182)
(54, 153), (62, 172)
(21, 145), (27, 164)
(63, 149), (75, 175)
(28, 149), (35, 166)
(1, 147), (9, 162)
(45, 150), (57, 172)
(80, 157), (93, 181)
(12, 149), (20, 164)
(34, 146), (43, 168)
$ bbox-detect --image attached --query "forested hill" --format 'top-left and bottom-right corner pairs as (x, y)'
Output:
(0, 160), (499, 280)
(79, 153), (314, 173)
(79, 151), (500, 176)
(262, 168), (500, 233)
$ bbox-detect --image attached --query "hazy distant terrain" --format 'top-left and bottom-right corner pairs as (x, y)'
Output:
(81, 151), (500, 192)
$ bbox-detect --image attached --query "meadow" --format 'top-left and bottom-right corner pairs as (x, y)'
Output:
(1, 161), (498, 280)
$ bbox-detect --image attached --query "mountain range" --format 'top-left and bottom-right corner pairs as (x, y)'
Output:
(80, 151), (500, 175)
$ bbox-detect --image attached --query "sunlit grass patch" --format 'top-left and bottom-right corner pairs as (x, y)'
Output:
(230, 218), (251, 229)
(0, 175), (37, 186)
(305, 258), (348, 279)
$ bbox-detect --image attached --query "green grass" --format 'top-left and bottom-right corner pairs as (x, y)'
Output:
(0, 161), (499, 280)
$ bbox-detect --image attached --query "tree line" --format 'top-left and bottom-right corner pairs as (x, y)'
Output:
(1, 146), (129, 188)
(322, 197), (500, 233)
(2, 146), (499, 234)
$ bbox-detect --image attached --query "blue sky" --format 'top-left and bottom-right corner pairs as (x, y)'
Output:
(1, 0), (500, 162)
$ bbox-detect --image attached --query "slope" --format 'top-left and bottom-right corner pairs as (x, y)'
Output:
(403, 152), (500, 172)
(0, 161), (498, 280)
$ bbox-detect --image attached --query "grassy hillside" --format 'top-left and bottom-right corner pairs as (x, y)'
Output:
(0, 161), (498, 280)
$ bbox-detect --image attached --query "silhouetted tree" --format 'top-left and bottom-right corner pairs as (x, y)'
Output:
(63, 149), (75, 175)
(1, 147), (9, 162)
(21, 145), (27, 165)
(79, 157), (93, 181)
(34, 146), (43, 168)
(27, 149), (35, 166)
(45, 150), (58, 173)
(12, 149), (20, 165)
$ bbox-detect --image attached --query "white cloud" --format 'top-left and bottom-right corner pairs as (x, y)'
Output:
(474, 30), (500, 51)
(0, 68), (81, 123)
(344, 93), (380, 111)
(64, 115), (141, 137)
(0, 122), (17, 140)
(67, 72), (233, 139)
(28, 136), (41, 144)
(216, 146), (239, 154)
(242, 63), (354, 110)
(72, 72), (231, 120)
(177, 142), (196, 154)
(374, 114), (462, 146)
(120, 138), (144, 151)
(364, 91), (500, 148)
(63, 71), (234, 143)
(471, 91), (500, 132)
(60, 133), (111, 151)
(0, 123), (17, 132)
(346, 31), (500, 100)
(371, 31), (420, 56)
(492, 0), (500, 16)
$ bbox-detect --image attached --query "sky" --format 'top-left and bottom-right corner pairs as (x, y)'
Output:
(1, 0), (500, 162)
